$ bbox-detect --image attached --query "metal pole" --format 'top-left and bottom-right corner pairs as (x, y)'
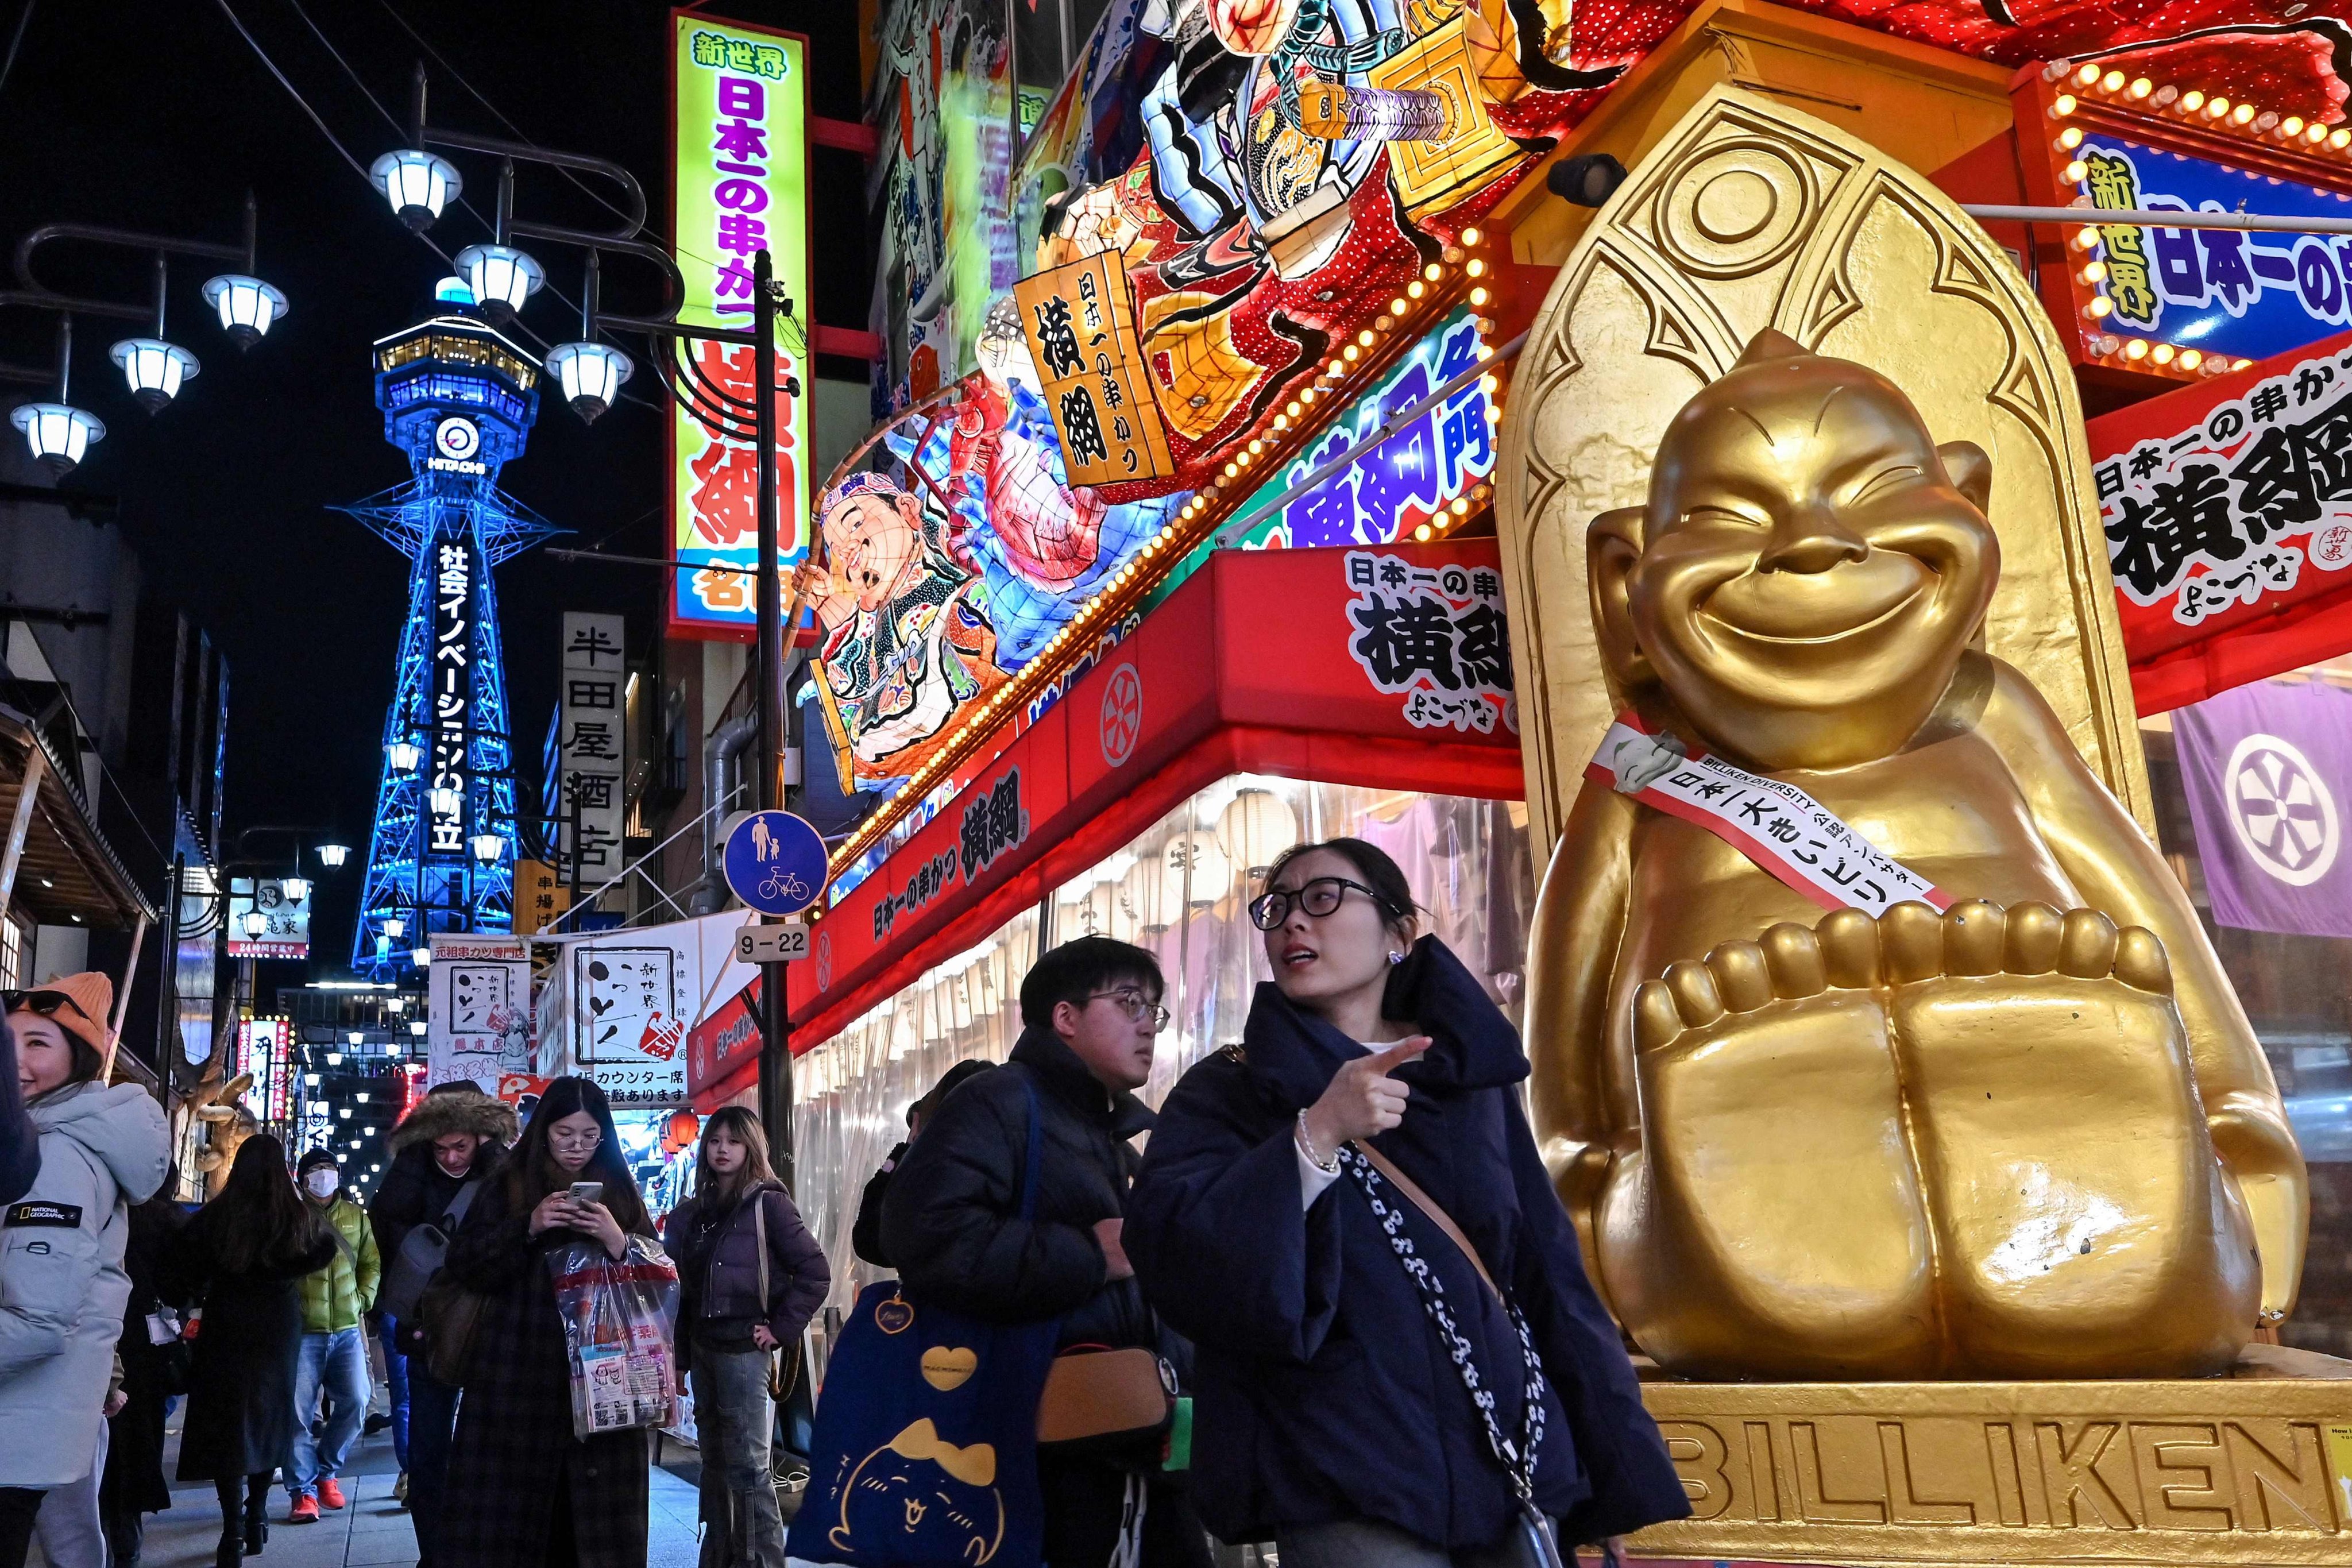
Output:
(752, 246), (794, 1192)
(0, 744), (49, 933)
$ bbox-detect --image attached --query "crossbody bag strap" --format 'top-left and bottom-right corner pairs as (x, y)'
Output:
(755, 1189), (771, 1314)
(1349, 1141), (1501, 1301)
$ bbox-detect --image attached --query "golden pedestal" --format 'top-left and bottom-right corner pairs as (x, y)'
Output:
(1629, 1349), (2352, 1565)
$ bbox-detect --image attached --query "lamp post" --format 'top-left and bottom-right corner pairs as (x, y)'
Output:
(376, 68), (805, 1186)
(0, 195), (288, 473)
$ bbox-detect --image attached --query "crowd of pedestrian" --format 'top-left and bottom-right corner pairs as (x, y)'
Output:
(0, 837), (1689, 1568)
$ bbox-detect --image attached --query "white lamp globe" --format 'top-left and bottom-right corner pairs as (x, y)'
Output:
(200, 275), (288, 350)
(428, 786), (462, 816)
(369, 149), (462, 231)
(240, 909), (268, 937)
(108, 339), (199, 414)
(470, 831), (505, 863)
(315, 843), (350, 868)
(9, 403), (105, 474)
(282, 877), (310, 902)
(386, 739), (421, 772)
(383, 917), (406, 938)
(454, 244), (543, 323)
(411, 947), (432, 967)
(545, 341), (634, 424)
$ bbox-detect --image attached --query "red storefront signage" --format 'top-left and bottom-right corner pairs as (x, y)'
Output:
(2088, 329), (2352, 712)
(685, 975), (763, 1100)
(785, 539), (1523, 1052)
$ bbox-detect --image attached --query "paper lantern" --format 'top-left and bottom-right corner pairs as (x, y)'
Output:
(1121, 847), (1173, 934)
(1217, 788), (1300, 882)
(666, 1111), (701, 1151)
(1163, 829), (1234, 907)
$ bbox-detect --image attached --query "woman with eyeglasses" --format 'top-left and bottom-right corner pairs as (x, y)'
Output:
(0, 976), (169, 1568)
(1126, 840), (1689, 1568)
(435, 1076), (660, 1568)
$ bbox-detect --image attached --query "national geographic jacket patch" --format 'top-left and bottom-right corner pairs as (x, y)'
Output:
(4, 1202), (82, 1227)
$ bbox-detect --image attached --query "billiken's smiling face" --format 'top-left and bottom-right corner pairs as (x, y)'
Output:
(1596, 331), (1999, 771)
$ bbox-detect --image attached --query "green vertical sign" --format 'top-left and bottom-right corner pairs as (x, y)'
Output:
(670, 14), (812, 637)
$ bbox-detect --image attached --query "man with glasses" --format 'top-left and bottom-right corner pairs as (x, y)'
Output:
(882, 937), (1210, 1568)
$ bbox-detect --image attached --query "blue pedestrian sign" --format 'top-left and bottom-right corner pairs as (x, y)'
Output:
(724, 810), (828, 917)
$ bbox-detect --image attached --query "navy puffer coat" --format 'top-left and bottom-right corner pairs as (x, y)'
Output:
(1126, 937), (1689, 1551)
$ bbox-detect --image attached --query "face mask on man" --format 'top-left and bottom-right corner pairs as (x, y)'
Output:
(305, 1169), (340, 1199)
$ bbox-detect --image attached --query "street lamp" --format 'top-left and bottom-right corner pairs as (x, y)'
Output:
(368, 149), (463, 231)
(545, 340), (632, 424)
(382, 917), (405, 938)
(199, 275), (288, 350)
(107, 338), (199, 413)
(470, 831), (504, 863)
(316, 843), (351, 868)
(9, 400), (103, 476)
(2, 195), (286, 468)
(454, 243), (542, 324)
(282, 876), (310, 902)
(386, 739), (421, 773)
(240, 909), (268, 937)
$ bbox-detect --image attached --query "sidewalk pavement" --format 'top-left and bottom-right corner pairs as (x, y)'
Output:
(64, 1424), (704, 1567)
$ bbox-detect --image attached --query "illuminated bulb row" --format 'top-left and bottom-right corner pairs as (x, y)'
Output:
(2050, 60), (2351, 152)
(2081, 330), (2248, 379)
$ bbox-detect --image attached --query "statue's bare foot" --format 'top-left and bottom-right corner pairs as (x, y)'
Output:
(1880, 899), (2256, 1375)
(1624, 901), (2254, 1377)
(1621, 910), (1941, 1377)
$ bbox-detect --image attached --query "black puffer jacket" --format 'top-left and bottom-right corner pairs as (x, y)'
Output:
(879, 1030), (1154, 1350)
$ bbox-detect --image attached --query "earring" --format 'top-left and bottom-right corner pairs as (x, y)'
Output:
(1387, 951), (1405, 965)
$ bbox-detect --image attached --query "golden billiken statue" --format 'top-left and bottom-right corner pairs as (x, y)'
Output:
(1529, 330), (2307, 1382)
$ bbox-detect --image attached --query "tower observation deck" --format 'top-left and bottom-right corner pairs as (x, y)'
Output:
(339, 310), (561, 978)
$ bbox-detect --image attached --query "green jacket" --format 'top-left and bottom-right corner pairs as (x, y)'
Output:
(298, 1198), (381, 1333)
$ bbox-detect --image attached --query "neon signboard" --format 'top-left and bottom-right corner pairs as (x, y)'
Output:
(2074, 135), (2352, 366)
(669, 14), (813, 638)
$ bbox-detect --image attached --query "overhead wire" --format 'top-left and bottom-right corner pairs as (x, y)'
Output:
(0, 1), (34, 105)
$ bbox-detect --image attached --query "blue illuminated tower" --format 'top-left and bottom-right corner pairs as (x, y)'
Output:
(339, 309), (561, 978)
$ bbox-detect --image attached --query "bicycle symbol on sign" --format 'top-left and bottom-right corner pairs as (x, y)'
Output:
(759, 867), (812, 905)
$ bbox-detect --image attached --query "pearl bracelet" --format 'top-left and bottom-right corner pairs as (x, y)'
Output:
(1295, 1110), (1340, 1175)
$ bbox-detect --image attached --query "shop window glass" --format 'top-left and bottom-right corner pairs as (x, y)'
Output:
(791, 773), (1534, 1324)
(2138, 656), (2352, 1359)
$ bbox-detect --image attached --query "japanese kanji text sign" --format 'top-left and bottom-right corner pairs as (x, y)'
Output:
(1224, 312), (1497, 551)
(670, 14), (812, 637)
(1013, 253), (1173, 488)
(2068, 136), (2352, 365)
(226, 878), (312, 960)
(558, 612), (627, 887)
(1342, 550), (1514, 735)
(427, 932), (532, 1093)
(2087, 330), (2352, 709)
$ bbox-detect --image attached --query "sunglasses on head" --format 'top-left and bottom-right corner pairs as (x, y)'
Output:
(1, 990), (96, 1029)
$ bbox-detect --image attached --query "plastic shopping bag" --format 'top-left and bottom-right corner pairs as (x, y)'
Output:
(547, 1234), (681, 1440)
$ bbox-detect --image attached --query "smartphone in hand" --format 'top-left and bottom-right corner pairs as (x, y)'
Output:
(568, 1181), (604, 1204)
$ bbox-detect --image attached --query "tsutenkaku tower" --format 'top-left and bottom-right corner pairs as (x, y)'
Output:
(338, 308), (560, 979)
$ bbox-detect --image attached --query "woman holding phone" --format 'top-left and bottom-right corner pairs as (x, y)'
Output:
(1126, 839), (1689, 1567)
(435, 1077), (658, 1568)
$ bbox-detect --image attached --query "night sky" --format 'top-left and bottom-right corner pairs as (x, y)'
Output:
(0, 0), (868, 967)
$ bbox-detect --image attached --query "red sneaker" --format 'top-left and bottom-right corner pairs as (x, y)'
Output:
(288, 1495), (320, 1524)
(318, 1477), (347, 1511)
